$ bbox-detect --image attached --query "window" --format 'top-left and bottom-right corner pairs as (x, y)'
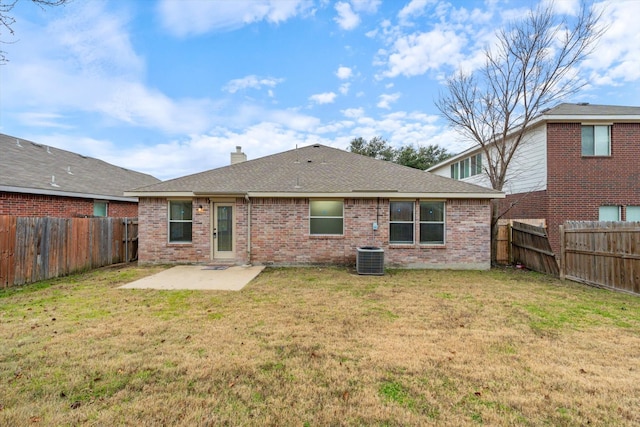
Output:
(582, 125), (611, 156)
(310, 200), (343, 235)
(460, 158), (470, 179)
(451, 154), (482, 179)
(450, 163), (459, 179)
(390, 201), (414, 244)
(420, 201), (445, 244)
(599, 206), (620, 221)
(471, 154), (482, 175)
(93, 201), (108, 217)
(169, 201), (193, 243)
(626, 206), (640, 221)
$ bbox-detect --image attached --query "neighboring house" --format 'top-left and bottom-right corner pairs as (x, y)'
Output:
(0, 133), (159, 217)
(126, 144), (504, 269)
(428, 103), (640, 255)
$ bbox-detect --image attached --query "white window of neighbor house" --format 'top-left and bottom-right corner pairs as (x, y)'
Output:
(420, 201), (445, 245)
(93, 201), (108, 217)
(168, 200), (193, 243)
(390, 201), (414, 244)
(626, 206), (640, 221)
(309, 200), (344, 235)
(598, 206), (620, 221)
(582, 125), (611, 156)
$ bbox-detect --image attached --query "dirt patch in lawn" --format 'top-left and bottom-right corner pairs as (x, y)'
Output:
(1, 265), (639, 426)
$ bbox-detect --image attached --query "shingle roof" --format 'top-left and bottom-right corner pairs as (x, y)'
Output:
(129, 144), (502, 198)
(0, 133), (159, 200)
(543, 103), (640, 116)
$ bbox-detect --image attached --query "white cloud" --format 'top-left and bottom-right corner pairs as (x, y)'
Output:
(351, 0), (381, 13)
(309, 92), (337, 104)
(377, 93), (401, 109)
(223, 75), (284, 93)
(336, 66), (353, 80)
(339, 83), (351, 95)
(582, 1), (640, 85)
(398, 0), (432, 23)
(380, 29), (466, 78)
(342, 107), (365, 118)
(157, 0), (314, 37)
(334, 2), (360, 30)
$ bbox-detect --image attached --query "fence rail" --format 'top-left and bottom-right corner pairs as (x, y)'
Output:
(0, 216), (137, 288)
(560, 221), (640, 295)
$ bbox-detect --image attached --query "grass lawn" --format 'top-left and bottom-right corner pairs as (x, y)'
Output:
(1, 265), (639, 426)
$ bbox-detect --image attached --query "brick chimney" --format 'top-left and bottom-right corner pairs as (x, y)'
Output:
(230, 146), (247, 165)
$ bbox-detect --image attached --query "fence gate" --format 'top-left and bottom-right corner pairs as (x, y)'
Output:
(511, 221), (559, 277)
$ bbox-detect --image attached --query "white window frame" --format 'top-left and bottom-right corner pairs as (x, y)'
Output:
(309, 200), (344, 235)
(582, 124), (611, 156)
(419, 201), (446, 245)
(389, 200), (415, 244)
(168, 200), (193, 243)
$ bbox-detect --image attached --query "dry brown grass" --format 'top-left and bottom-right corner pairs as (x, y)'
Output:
(1, 265), (639, 426)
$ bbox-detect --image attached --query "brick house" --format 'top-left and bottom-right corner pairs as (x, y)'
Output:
(126, 144), (504, 269)
(427, 103), (640, 255)
(1, 133), (159, 217)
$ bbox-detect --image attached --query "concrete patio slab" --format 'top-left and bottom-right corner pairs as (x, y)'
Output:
(119, 265), (265, 291)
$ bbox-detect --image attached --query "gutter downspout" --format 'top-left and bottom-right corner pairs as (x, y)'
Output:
(245, 194), (251, 265)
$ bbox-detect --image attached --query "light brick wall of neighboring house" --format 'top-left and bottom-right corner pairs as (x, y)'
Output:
(544, 122), (640, 254)
(139, 196), (492, 270)
(0, 192), (138, 217)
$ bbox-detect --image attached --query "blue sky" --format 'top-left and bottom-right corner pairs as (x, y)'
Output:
(1, 0), (639, 180)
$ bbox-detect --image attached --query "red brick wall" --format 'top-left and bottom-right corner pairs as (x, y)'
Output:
(497, 190), (548, 222)
(0, 192), (138, 217)
(545, 122), (640, 253)
(139, 197), (492, 270)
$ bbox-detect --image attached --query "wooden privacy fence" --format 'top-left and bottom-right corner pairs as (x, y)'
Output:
(510, 221), (559, 277)
(560, 221), (640, 295)
(0, 216), (137, 288)
(496, 219), (547, 265)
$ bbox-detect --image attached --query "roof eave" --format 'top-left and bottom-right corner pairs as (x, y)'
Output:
(245, 191), (505, 199)
(1, 185), (139, 202)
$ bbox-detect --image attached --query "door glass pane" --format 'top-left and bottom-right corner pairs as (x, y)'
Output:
(217, 206), (233, 251)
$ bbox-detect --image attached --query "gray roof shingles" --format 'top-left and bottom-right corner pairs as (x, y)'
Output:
(543, 103), (640, 116)
(1, 133), (159, 199)
(131, 144), (502, 197)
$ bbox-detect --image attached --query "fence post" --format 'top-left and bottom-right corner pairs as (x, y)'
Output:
(559, 224), (565, 280)
(507, 221), (513, 264)
(124, 217), (129, 263)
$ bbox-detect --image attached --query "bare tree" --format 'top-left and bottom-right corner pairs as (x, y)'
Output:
(1, 0), (69, 64)
(436, 1), (605, 262)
